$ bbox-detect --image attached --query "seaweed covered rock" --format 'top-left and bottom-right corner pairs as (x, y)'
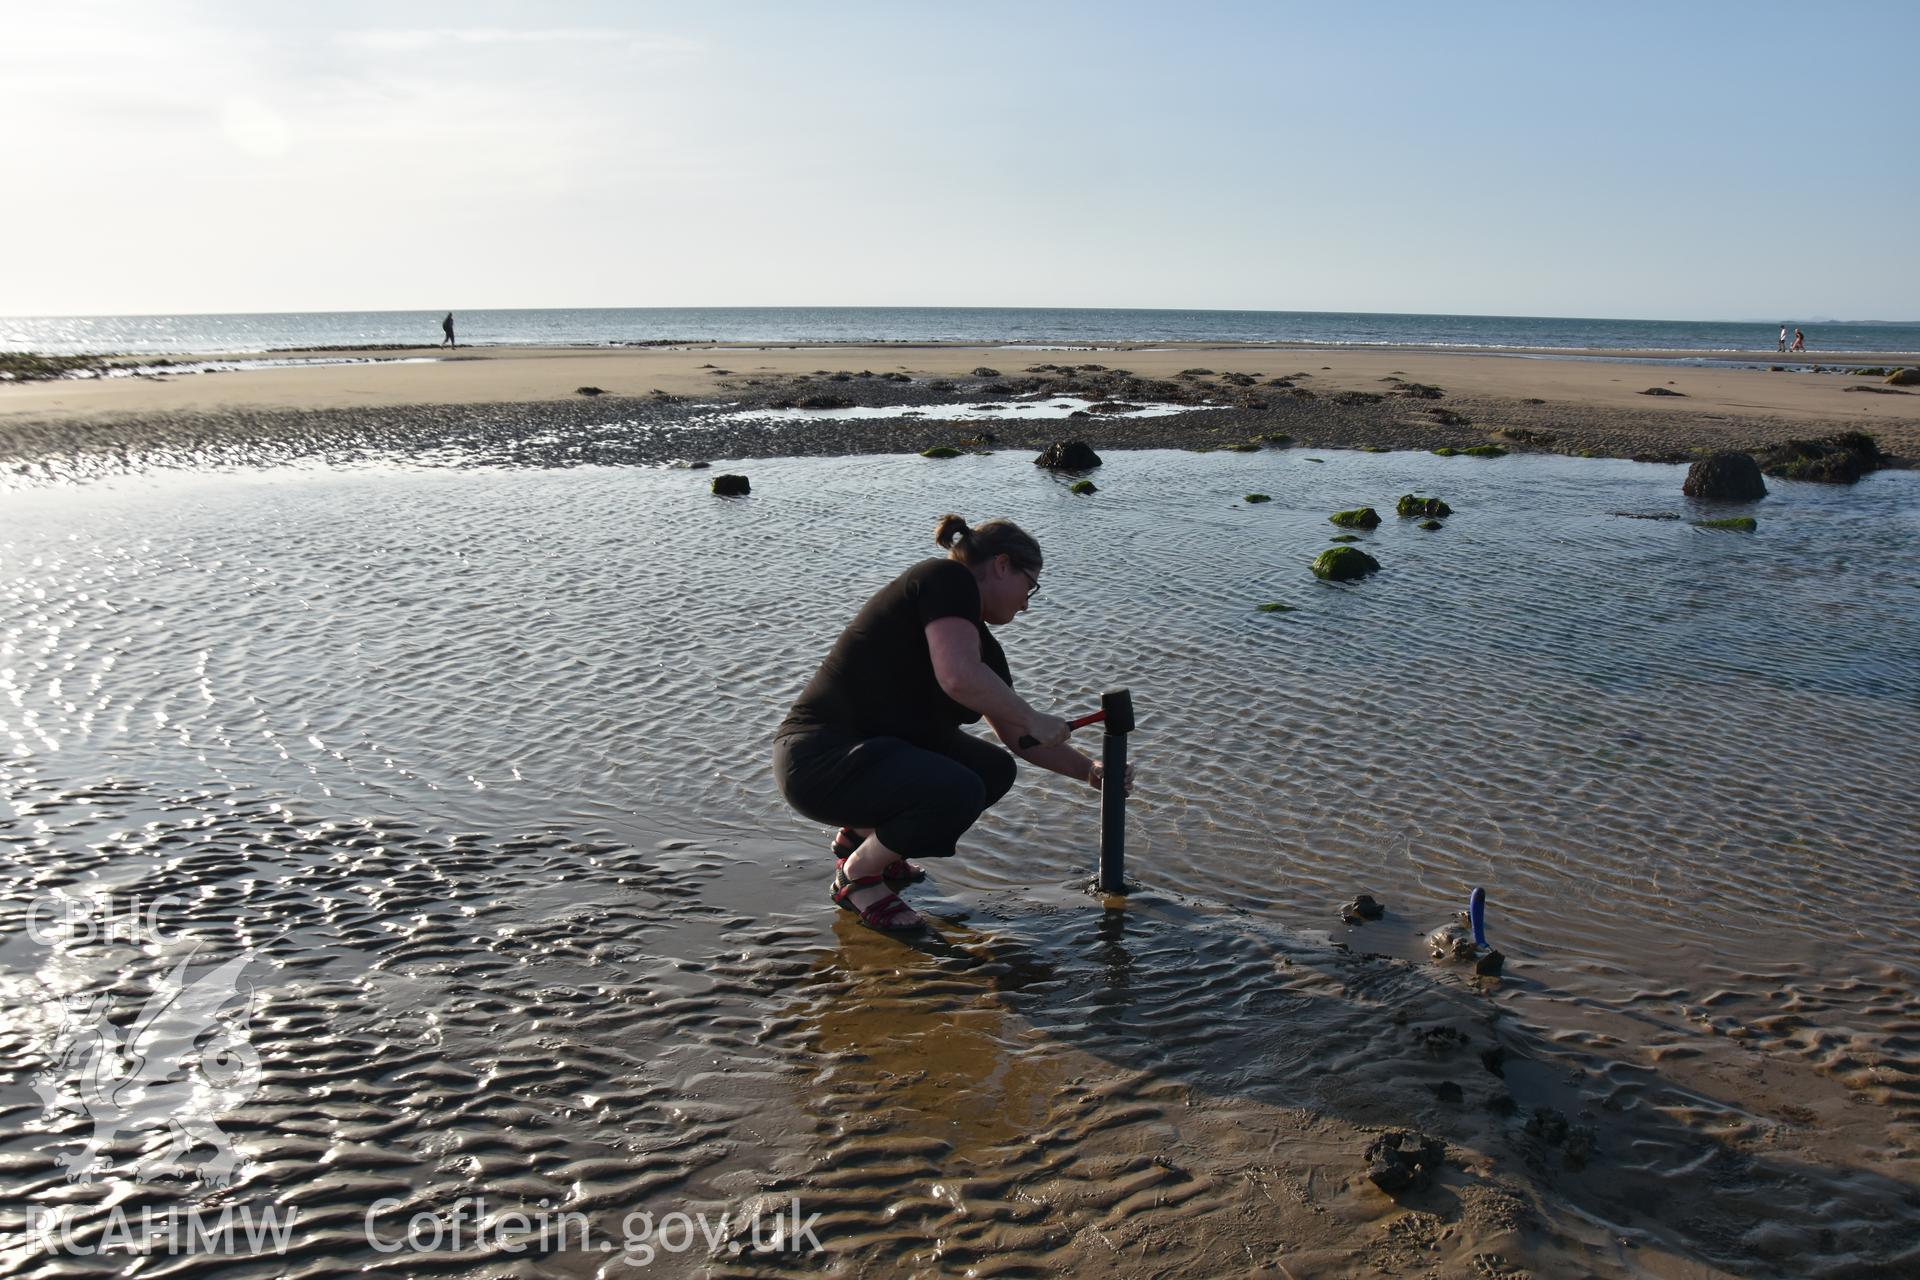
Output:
(1069, 479), (1097, 495)
(1034, 440), (1102, 471)
(1396, 494), (1452, 519)
(1244, 493), (1271, 504)
(1329, 507), (1381, 529)
(1313, 546), (1380, 580)
(795, 393), (855, 409)
(921, 446), (962, 459)
(971, 366), (1001, 378)
(1432, 446), (1460, 457)
(1759, 431), (1887, 484)
(1682, 451), (1767, 500)
(1462, 444), (1508, 458)
(710, 474), (750, 497)
(575, 385), (606, 396)
(1886, 367), (1920, 386)
(0, 352), (112, 382)
(1418, 519), (1443, 531)
(1694, 516), (1757, 532)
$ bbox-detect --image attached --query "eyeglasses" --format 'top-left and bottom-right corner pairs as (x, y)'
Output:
(1019, 568), (1042, 600)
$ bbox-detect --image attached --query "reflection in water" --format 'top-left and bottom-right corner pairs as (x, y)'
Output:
(1094, 904), (1134, 993)
(801, 915), (1070, 1154)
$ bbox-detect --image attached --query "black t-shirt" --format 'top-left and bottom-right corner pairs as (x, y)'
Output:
(781, 559), (1013, 744)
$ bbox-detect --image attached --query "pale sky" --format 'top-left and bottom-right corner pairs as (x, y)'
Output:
(5, 0), (1915, 320)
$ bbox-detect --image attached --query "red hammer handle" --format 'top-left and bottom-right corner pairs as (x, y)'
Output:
(1020, 710), (1106, 748)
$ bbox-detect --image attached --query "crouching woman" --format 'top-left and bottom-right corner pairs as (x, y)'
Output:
(772, 514), (1118, 932)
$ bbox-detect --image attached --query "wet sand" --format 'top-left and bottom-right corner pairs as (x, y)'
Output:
(4, 454), (1916, 1277)
(3, 342), (1918, 485)
(4, 341), (1919, 421)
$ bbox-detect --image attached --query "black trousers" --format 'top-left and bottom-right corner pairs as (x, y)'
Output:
(773, 726), (1017, 860)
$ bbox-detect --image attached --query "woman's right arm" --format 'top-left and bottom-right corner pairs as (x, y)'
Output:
(925, 617), (1068, 748)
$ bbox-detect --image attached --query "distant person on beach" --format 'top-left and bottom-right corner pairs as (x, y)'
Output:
(1779, 325), (1788, 354)
(441, 312), (455, 348)
(773, 514), (1131, 933)
(1791, 328), (1806, 352)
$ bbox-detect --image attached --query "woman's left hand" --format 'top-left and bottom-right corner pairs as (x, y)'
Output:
(1086, 760), (1135, 796)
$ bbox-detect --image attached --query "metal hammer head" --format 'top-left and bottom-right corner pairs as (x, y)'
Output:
(1100, 687), (1135, 734)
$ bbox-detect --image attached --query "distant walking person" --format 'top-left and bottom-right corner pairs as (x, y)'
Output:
(441, 312), (456, 348)
(1790, 327), (1806, 353)
(1778, 325), (1788, 354)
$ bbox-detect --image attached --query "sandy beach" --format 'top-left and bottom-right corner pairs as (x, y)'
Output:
(5, 342), (1917, 486)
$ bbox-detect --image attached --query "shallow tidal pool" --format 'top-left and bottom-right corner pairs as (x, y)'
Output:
(3, 446), (1917, 1276)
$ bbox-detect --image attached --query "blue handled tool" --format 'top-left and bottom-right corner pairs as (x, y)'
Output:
(1468, 886), (1487, 948)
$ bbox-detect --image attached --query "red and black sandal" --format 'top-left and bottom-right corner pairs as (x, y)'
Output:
(831, 868), (927, 933)
(831, 828), (928, 888)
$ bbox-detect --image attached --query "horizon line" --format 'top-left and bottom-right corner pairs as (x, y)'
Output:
(6, 304), (1916, 327)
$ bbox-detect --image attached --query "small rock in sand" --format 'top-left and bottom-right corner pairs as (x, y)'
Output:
(1363, 1130), (1447, 1195)
(1564, 1124), (1598, 1169)
(1526, 1107), (1569, 1145)
(1428, 922), (1477, 961)
(1340, 893), (1385, 923)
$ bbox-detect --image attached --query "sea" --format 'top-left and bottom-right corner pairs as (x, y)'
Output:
(6, 306), (1920, 357)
